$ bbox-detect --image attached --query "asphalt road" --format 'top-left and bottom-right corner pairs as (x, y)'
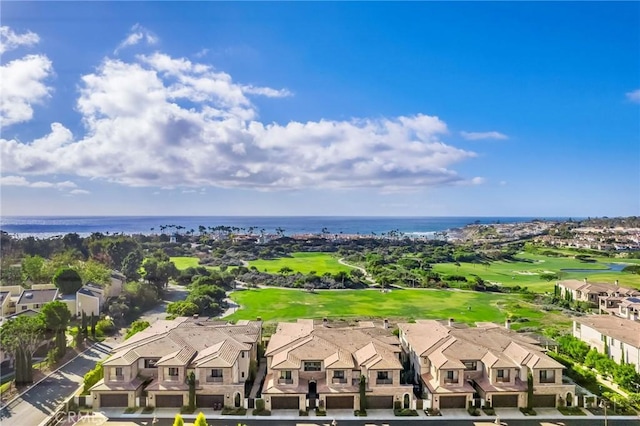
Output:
(0, 342), (112, 426)
(72, 416), (640, 426)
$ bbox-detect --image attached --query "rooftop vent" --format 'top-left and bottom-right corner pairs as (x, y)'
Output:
(25, 293), (33, 299)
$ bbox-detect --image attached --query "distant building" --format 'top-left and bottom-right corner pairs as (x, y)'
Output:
(76, 283), (105, 317)
(573, 316), (640, 374)
(15, 287), (59, 314)
(557, 279), (639, 307)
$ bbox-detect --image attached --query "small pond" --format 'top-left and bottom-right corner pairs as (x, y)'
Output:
(560, 263), (628, 274)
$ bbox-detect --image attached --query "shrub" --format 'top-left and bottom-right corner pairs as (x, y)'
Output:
(82, 362), (104, 394)
(221, 407), (246, 415)
(180, 405), (195, 414)
(315, 408), (326, 416)
(519, 407), (537, 415)
(394, 408), (418, 416)
(354, 409), (367, 416)
(95, 318), (116, 336)
(142, 406), (154, 414)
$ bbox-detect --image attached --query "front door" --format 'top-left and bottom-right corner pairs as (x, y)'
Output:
(308, 380), (317, 409)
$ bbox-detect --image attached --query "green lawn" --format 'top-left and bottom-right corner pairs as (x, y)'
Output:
(248, 252), (353, 275)
(432, 252), (640, 293)
(226, 288), (570, 331)
(170, 256), (223, 271)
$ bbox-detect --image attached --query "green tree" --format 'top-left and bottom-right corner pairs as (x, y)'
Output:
(40, 301), (72, 357)
(143, 258), (178, 290)
(22, 255), (46, 283)
(122, 250), (144, 281)
(124, 320), (151, 340)
(90, 312), (97, 339)
(187, 371), (196, 409)
(105, 238), (140, 270)
(172, 414), (185, 426)
(53, 267), (83, 294)
(77, 260), (111, 286)
(527, 371), (534, 410)
(359, 375), (367, 412)
(167, 300), (199, 317)
(83, 362), (104, 394)
(0, 315), (45, 384)
(194, 412), (208, 426)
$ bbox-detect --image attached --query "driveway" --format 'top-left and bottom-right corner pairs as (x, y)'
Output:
(0, 341), (112, 426)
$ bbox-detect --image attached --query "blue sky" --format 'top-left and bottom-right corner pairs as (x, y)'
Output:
(1, 2), (638, 217)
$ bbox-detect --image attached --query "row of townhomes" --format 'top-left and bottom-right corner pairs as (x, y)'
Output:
(92, 317), (576, 412)
(573, 315), (640, 374)
(91, 316), (262, 409)
(399, 319), (574, 410)
(557, 278), (640, 321)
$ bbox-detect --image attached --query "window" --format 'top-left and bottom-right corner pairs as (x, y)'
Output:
(278, 370), (292, 384)
(207, 369), (223, 382)
(333, 370), (345, 379)
(539, 370), (554, 383)
(304, 361), (321, 371)
(34, 304), (40, 309)
(210, 369), (223, 378)
(115, 367), (123, 377)
(21, 306), (27, 311)
(241, 351), (245, 358)
(144, 359), (158, 368)
(241, 372), (245, 378)
(168, 368), (179, 377)
(376, 371), (392, 384)
(496, 369), (509, 382)
(447, 371), (454, 380)
(463, 361), (477, 371)
(280, 370), (292, 380)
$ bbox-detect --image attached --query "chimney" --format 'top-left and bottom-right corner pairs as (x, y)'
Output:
(193, 313), (199, 319)
(584, 278), (588, 284)
(383, 319), (389, 329)
(615, 280), (619, 286)
(323, 317), (328, 327)
(256, 316), (262, 321)
(448, 318), (454, 327)
(505, 319), (512, 330)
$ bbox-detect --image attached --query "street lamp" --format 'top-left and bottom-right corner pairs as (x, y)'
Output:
(599, 400), (608, 426)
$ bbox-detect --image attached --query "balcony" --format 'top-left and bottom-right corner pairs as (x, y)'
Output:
(332, 378), (347, 384)
(278, 378), (293, 385)
(539, 377), (555, 384)
(166, 375), (180, 382)
(495, 377), (510, 383)
(110, 375), (125, 382)
(444, 379), (459, 385)
(206, 377), (224, 383)
(376, 378), (393, 385)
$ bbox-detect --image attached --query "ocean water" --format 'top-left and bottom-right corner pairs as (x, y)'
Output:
(0, 216), (563, 239)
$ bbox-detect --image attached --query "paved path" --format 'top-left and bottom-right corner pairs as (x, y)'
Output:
(249, 358), (267, 398)
(0, 342), (112, 426)
(338, 258), (376, 286)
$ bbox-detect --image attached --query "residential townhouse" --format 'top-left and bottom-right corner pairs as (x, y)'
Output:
(90, 317), (262, 409)
(15, 287), (59, 314)
(0, 285), (24, 318)
(399, 320), (574, 410)
(573, 315), (640, 374)
(558, 279), (639, 307)
(262, 319), (413, 411)
(76, 283), (105, 317)
(616, 297), (640, 321)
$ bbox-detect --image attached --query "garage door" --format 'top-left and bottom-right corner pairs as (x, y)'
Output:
(367, 395), (394, 409)
(326, 395), (354, 409)
(100, 393), (128, 407)
(271, 396), (299, 409)
(492, 394), (518, 407)
(156, 394), (184, 407)
(439, 395), (466, 408)
(532, 394), (556, 407)
(196, 394), (224, 408)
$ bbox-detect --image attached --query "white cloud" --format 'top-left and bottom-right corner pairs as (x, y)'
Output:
(0, 26), (39, 54)
(0, 53), (53, 127)
(242, 85), (293, 98)
(194, 48), (209, 58)
(1, 47), (481, 191)
(114, 24), (158, 54)
(0, 175), (78, 190)
(460, 131), (508, 141)
(69, 189), (91, 195)
(626, 89), (640, 103)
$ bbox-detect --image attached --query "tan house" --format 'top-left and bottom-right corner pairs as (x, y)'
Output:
(399, 320), (574, 410)
(0, 285), (24, 318)
(616, 297), (640, 321)
(76, 283), (105, 317)
(558, 279), (639, 307)
(262, 319), (413, 411)
(107, 271), (126, 298)
(573, 315), (640, 374)
(15, 287), (59, 314)
(90, 317), (262, 409)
